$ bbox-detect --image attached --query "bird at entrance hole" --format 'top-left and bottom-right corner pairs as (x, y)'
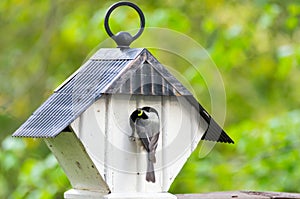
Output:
(129, 106), (160, 183)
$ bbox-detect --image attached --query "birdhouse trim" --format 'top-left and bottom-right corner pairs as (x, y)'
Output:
(12, 48), (233, 144)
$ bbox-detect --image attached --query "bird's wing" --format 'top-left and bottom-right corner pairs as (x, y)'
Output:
(149, 132), (159, 153)
(148, 131), (159, 163)
(136, 124), (150, 152)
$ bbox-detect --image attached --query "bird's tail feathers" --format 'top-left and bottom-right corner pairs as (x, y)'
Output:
(149, 151), (156, 163)
(146, 159), (155, 183)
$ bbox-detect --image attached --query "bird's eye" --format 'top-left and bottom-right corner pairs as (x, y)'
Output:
(137, 110), (143, 116)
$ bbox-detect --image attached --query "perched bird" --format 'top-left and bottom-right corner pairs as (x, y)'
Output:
(129, 106), (160, 183)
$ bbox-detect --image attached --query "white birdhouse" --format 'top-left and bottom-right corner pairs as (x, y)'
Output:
(13, 2), (233, 199)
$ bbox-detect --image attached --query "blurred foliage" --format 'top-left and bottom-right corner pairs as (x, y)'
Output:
(1, 0), (300, 198)
(171, 110), (300, 193)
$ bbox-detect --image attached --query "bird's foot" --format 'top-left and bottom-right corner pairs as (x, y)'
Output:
(129, 136), (136, 142)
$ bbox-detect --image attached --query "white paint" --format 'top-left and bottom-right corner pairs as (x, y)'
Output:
(70, 94), (208, 195)
(104, 192), (177, 199)
(64, 189), (105, 199)
(44, 132), (109, 193)
(161, 96), (169, 191)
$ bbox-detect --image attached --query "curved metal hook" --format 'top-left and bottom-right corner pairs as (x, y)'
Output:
(104, 1), (145, 48)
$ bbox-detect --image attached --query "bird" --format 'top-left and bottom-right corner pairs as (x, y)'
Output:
(129, 106), (160, 183)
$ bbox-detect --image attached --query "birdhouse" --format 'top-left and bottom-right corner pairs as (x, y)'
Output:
(13, 2), (233, 199)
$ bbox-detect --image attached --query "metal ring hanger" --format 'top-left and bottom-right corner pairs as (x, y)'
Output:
(104, 1), (145, 48)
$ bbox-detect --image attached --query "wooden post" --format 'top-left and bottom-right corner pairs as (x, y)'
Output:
(176, 191), (300, 199)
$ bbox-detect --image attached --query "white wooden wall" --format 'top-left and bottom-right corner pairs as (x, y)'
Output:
(71, 94), (208, 193)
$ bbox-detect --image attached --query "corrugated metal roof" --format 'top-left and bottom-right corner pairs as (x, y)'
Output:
(13, 58), (131, 138)
(12, 48), (233, 143)
(12, 48), (187, 138)
(185, 96), (234, 144)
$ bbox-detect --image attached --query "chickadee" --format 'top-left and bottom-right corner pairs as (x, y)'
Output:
(129, 106), (160, 183)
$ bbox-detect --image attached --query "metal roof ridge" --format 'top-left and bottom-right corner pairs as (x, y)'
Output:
(54, 48), (146, 93)
(90, 48), (145, 60)
(144, 50), (193, 96)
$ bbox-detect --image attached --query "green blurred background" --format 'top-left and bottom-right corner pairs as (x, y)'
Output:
(1, 0), (300, 198)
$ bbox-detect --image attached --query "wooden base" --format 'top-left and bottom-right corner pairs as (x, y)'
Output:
(65, 190), (300, 199)
(104, 193), (176, 199)
(176, 191), (300, 199)
(65, 189), (176, 199)
(64, 189), (106, 199)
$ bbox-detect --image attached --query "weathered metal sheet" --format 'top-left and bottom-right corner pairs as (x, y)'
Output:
(145, 51), (193, 96)
(13, 58), (131, 138)
(185, 95), (234, 144)
(201, 118), (234, 144)
(90, 48), (144, 60)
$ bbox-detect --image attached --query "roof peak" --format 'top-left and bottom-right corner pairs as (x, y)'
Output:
(90, 48), (146, 60)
